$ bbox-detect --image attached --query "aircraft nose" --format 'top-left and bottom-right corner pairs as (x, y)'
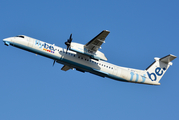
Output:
(3, 37), (11, 41)
(3, 37), (12, 46)
(3, 38), (8, 41)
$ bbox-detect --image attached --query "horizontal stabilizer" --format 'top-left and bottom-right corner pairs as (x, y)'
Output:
(160, 54), (177, 64)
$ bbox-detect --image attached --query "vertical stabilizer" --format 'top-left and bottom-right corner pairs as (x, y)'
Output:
(146, 54), (177, 83)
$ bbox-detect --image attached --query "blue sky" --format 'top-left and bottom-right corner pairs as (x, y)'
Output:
(1, 0), (179, 120)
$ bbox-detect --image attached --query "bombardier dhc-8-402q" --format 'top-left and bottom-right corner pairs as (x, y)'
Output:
(3, 30), (177, 85)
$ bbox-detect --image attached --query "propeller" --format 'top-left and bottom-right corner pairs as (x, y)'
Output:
(65, 34), (72, 53)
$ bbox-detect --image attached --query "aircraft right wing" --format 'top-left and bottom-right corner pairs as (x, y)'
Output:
(84, 30), (110, 54)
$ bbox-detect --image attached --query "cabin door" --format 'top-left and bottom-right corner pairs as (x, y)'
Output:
(28, 38), (34, 47)
(113, 66), (118, 75)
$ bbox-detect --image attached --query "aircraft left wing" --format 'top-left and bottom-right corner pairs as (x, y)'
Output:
(61, 65), (73, 71)
(84, 30), (110, 53)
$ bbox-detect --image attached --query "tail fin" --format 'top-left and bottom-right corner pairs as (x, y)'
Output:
(146, 54), (177, 83)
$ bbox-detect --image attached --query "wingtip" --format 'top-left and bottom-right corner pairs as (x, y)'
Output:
(103, 30), (110, 33)
(169, 54), (177, 58)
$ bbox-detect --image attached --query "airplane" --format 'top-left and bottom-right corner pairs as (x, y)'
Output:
(3, 30), (177, 85)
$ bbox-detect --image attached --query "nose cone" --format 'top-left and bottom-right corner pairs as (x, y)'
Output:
(3, 37), (12, 46)
(3, 37), (11, 42)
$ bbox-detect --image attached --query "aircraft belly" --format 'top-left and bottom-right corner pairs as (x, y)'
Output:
(60, 55), (108, 77)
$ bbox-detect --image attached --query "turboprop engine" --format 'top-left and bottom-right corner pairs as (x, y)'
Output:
(70, 42), (107, 61)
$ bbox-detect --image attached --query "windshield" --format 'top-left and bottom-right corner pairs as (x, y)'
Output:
(16, 35), (25, 38)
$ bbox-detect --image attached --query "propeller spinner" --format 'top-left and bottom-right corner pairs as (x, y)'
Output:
(65, 34), (72, 53)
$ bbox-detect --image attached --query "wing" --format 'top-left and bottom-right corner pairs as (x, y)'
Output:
(84, 30), (110, 53)
(61, 65), (73, 71)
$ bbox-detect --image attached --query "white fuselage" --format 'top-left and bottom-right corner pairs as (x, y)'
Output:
(3, 35), (161, 85)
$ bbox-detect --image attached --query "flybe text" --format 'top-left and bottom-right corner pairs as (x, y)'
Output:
(147, 67), (166, 81)
(35, 40), (55, 53)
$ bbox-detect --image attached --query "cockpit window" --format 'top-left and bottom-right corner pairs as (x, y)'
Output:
(16, 35), (25, 38)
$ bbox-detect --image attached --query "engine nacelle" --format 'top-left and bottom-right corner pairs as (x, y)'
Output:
(70, 42), (107, 61)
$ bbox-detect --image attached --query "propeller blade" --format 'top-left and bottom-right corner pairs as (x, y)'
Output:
(53, 60), (55, 66)
(69, 34), (72, 42)
(65, 33), (73, 53)
(66, 46), (69, 53)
